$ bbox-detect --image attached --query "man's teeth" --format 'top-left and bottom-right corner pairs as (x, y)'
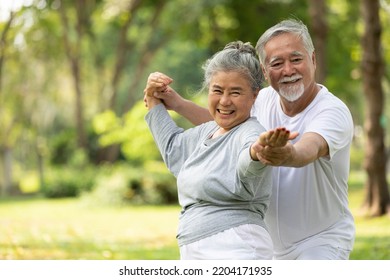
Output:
(282, 77), (300, 83)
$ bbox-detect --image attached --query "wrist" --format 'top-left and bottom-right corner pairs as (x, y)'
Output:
(146, 96), (162, 110)
(250, 144), (259, 161)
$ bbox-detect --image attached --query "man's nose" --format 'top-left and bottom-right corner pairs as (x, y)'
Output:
(282, 61), (295, 76)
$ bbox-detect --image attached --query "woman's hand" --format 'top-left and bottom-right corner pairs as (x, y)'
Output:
(250, 127), (299, 163)
(144, 72), (173, 97)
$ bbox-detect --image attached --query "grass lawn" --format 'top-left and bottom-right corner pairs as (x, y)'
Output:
(0, 171), (389, 260)
(0, 198), (180, 260)
(347, 172), (390, 260)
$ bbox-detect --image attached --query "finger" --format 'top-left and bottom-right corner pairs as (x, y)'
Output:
(153, 88), (170, 98)
(251, 141), (262, 153)
(156, 72), (173, 84)
(273, 130), (299, 147)
(261, 145), (284, 160)
(259, 131), (270, 146)
(146, 80), (168, 90)
(148, 72), (173, 85)
(256, 153), (272, 165)
(145, 85), (168, 97)
(288, 131), (299, 140)
(274, 130), (289, 147)
(268, 128), (282, 145)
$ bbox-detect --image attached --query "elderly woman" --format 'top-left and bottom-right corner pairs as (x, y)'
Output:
(144, 41), (292, 260)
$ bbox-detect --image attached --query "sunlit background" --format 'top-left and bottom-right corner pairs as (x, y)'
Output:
(0, 0), (389, 260)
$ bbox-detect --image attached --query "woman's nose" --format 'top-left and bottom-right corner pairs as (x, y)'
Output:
(219, 93), (232, 105)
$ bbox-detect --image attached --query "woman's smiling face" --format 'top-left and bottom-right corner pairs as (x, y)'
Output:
(208, 71), (258, 134)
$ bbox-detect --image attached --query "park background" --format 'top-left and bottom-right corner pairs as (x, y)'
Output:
(0, 0), (389, 260)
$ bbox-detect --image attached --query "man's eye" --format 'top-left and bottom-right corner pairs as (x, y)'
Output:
(231, 92), (240, 96)
(270, 62), (282, 68)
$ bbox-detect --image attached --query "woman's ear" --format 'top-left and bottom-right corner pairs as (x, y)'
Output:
(253, 88), (260, 100)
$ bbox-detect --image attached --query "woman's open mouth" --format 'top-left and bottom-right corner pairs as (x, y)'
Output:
(217, 109), (234, 115)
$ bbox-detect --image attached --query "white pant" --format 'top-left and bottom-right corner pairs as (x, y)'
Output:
(179, 224), (273, 260)
(275, 244), (351, 260)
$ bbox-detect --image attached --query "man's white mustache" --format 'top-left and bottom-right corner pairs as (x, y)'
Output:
(279, 75), (303, 83)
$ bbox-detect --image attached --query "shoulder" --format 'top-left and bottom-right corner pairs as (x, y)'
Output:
(234, 117), (265, 141)
(253, 86), (279, 116)
(316, 85), (350, 110)
(194, 120), (218, 134)
(240, 117), (264, 129)
(310, 85), (352, 121)
(257, 86), (278, 101)
(306, 85), (354, 142)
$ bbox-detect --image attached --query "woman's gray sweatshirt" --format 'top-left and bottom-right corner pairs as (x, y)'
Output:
(145, 104), (272, 246)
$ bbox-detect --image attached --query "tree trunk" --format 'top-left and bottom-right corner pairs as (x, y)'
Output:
(59, 0), (88, 150)
(308, 0), (328, 84)
(122, 1), (169, 114)
(1, 147), (13, 196)
(109, 0), (142, 112)
(0, 12), (14, 91)
(361, 0), (390, 216)
(0, 13), (15, 196)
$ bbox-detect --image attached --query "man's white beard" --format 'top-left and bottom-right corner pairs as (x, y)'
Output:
(278, 81), (304, 102)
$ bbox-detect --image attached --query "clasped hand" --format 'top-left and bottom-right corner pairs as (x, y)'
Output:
(144, 72), (184, 110)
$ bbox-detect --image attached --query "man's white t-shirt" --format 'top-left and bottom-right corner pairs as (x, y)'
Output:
(252, 85), (355, 257)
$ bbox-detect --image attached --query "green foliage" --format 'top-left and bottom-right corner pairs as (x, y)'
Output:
(226, 0), (309, 44)
(326, 0), (362, 123)
(92, 101), (187, 165)
(82, 165), (138, 206)
(82, 162), (177, 206)
(42, 165), (95, 198)
(350, 144), (364, 171)
(91, 102), (157, 164)
(19, 172), (40, 193)
(121, 102), (163, 164)
(49, 129), (77, 165)
(142, 161), (178, 204)
(148, 40), (207, 98)
(0, 107), (23, 147)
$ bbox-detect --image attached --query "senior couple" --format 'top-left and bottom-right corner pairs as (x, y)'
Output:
(143, 19), (355, 260)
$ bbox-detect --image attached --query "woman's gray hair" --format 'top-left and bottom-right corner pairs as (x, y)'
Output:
(255, 19), (315, 66)
(202, 41), (263, 92)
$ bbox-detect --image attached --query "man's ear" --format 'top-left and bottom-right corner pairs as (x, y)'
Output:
(311, 51), (317, 68)
(261, 65), (268, 81)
